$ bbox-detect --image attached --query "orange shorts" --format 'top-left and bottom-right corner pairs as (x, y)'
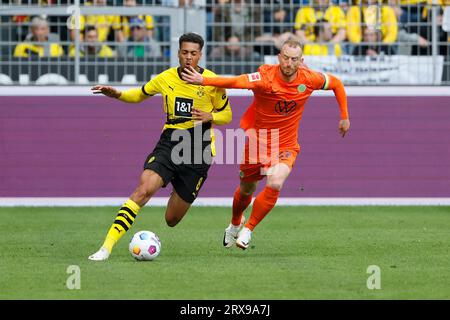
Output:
(239, 149), (298, 183)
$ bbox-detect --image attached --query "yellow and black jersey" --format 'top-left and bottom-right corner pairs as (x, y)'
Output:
(117, 66), (232, 156)
(13, 42), (64, 58)
(141, 67), (230, 131)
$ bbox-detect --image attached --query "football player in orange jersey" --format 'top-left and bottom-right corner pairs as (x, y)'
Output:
(182, 39), (350, 250)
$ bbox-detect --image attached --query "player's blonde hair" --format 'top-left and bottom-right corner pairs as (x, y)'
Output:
(280, 39), (303, 56)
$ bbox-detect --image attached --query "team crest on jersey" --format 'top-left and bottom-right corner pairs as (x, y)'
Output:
(248, 72), (261, 82)
(298, 84), (306, 92)
(197, 86), (205, 98)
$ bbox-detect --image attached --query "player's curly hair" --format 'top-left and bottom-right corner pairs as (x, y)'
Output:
(179, 32), (204, 51)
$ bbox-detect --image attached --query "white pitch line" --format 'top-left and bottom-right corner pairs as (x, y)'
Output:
(0, 197), (449, 207)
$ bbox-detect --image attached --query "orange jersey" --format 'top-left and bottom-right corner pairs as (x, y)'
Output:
(202, 64), (348, 152)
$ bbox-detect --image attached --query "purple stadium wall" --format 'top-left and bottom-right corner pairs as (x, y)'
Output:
(0, 95), (449, 198)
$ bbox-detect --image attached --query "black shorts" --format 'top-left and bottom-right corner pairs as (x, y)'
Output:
(143, 123), (212, 204)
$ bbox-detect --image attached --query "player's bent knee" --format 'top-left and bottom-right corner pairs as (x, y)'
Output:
(165, 216), (180, 227)
(240, 182), (257, 196)
(165, 192), (191, 227)
(240, 188), (254, 197)
(267, 181), (283, 191)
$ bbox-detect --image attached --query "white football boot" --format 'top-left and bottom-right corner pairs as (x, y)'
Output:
(88, 247), (110, 261)
(235, 227), (252, 250)
(222, 216), (246, 248)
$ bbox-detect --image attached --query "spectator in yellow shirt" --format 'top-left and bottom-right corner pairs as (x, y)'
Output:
(69, 0), (117, 43)
(69, 26), (115, 58)
(347, 0), (398, 44)
(304, 18), (343, 56)
(113, 0), (156, 42)
(353, 25), (396, 56)
(14, 16), (64, 58)
(294, 0), (347, 44)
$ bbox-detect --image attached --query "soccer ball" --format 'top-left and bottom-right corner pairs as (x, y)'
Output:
(129, 230), (161, 261)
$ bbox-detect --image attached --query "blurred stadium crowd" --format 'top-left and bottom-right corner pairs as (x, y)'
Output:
(0, 0), (449, 83)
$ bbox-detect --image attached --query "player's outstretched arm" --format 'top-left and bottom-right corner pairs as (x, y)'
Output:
(182, 66), (254, 89)
(91, 85), (148, 103)
(91, 85), (121, 98)
(325, 74), (350, 137)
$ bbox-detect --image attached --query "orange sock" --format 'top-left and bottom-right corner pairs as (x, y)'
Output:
(231, 187), (252, 226)
(246, 186), (279, 231)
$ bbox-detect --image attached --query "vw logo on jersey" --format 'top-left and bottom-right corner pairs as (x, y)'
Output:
(274, 100), (297, 116)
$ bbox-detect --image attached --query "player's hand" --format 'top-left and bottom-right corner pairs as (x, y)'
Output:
(181, 66), (204, 85)
(91, 85), (121, 98)
(339, 119), (350, 138)
(192, 108), (213, 123)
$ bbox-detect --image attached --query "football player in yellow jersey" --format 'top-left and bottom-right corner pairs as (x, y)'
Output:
(88, 33), (232, 261)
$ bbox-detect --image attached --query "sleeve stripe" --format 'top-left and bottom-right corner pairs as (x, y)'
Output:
(141, 85), (150, 96)
(321, 73), (330, 90)
(216, 98), (229, 112)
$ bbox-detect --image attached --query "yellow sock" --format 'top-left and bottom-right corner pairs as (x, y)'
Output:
(102, 199), (141, 253)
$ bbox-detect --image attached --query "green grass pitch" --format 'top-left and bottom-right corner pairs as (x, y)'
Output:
(0, 206), (449, 299)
